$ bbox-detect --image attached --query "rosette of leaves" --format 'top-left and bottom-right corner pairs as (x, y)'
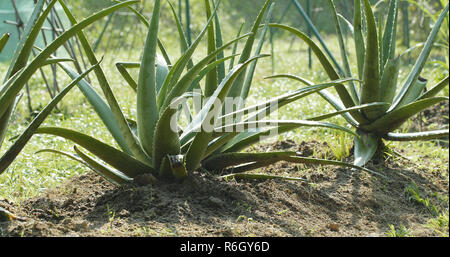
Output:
(0, 0), (135, 174)
(269, 0), (449, 166)
(35, 0), (380, 185)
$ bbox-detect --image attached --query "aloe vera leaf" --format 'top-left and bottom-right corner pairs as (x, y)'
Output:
(239, 3), (275, 109)
(137, 0), (161, 156)
(207, 118), (358, 157)
(0, 0), (56, 133)
(384, 130), (449, 141)
(57, 0), (150, 165)
(203, 0), (218, 97)
(227, 0), (272, 100)
(184, 56), (268, 172)
(157, 1), (221, 107)
(396, 76), (429, 108)
(185, 0), (192, 45)
(308, 102), (390, 121)
(378, 11), (384, 73)
(390, 4), (449, 111)
(74, 146), (135, 185)
(381, 0), (399, 70)
(418, 76), (449, 100)
(360, 0), (381, 121)
(36, 127), (155, 178)
(229, 23), (245, 71)
(221, 173), (308, 182)
(327, 0), (359, 104)
(166, 0), (193, 68)
(337, 14), (354, 36)
(211, 0), (225, 83)
(160, 34), (251, 112)
(115, 60), (168, 93)
(119, 0), (172, 66)
(36, 148), (130, 185)
(353, 129), (379, 167)
(291, 0), (343, 74)
(218, 77), (359, 124)
(362, 97), (449, 134)
(115, 62), (137, 92)
(0, 61), (98, 174)
(354, 0), (366, 80)
(153, 105), (182, 176)
(0, 33), (10, 53)
(186, 55), (239, 92)
(376, 56), (400, 116)
(57, 62), (132, 155)
(0, 71), (24, 150)
(203, 151), (299, 170)
(204, 151), (383, 177)
(211, 102), (387, 156)
(268, 24), (366, 124)
(215, 119), (358, 138)
(5, 0), (48, 80)
(265, 73), (362, 126)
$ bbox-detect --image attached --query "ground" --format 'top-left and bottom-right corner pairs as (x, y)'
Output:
(1, 138), (448, 237)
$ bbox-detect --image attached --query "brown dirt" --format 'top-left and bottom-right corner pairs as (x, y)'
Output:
(0, 140), (448, 237)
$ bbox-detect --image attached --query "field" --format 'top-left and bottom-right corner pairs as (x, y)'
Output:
(0, 0), (448, 237)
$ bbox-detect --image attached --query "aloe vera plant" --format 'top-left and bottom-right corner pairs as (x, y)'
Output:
(33, 0), (381, 185)
(0, 0), (134, 174)
(270, 0), (449, 167)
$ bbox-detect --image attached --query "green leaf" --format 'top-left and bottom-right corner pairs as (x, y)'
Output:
(0, 61), (98, 174)
(353, 0), (366, 80)
(35, 127), (155, 178)
(228, 23), (245, 72)
(203, 0), (218, 97)
(390, 4), (449, 111)
(239, 2), (275, 109)
(211, 0), (226, 83)
(227, 0), (272, 100)
(152, 104), (182, 177)
(57, 0), (151, 165)
(353, 129), (379, 167)
(74, 146), (134, 185)
(36, 148), (132, 185)
(360, 0), (381, 120)
(381, 0), (399, 70)
(0, 33), (10, 54)
(384, 130), (449, 141)
(118, 0), (172, 65)
(167, 0), (192, 68)
(265, 73), (362, 126)
(137, 0), (161, 156)
(221, 173), (308, 182)
(115, 62), (137, 92)
(203, 151), (384, 177)
(57, 62), (132, 155)
(327, 0), (359, 104)
(184, 55), (268, 172)
(160, 33), (251, 112)
(269, 23), (365, 124)
(376, 56), (400, 116)
(418, 76), (449, 100)
(362, 97), (449, 134)
(157, 0), (221, 108)
(5, 0), (48, 80)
